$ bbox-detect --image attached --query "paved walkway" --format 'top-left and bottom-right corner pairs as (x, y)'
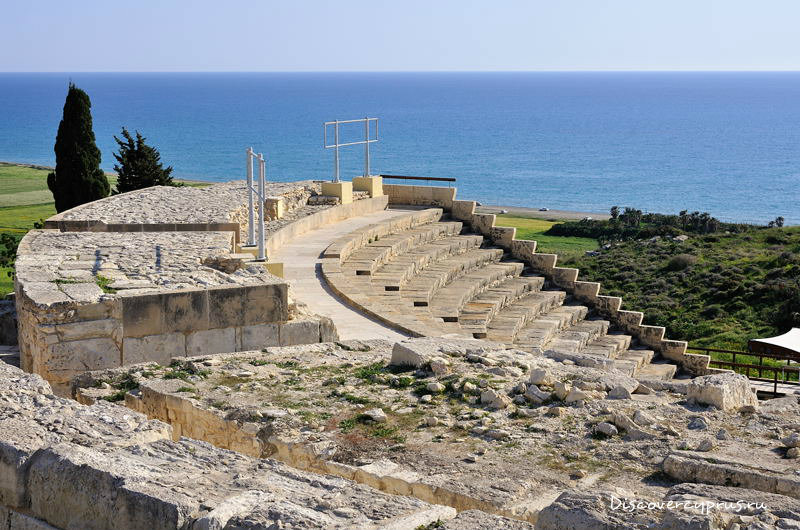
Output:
(271, 208), (412, 341)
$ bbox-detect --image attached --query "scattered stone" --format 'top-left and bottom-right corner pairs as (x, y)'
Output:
(632, 409), (655, 426)
(513, 381), (527, 394)
(546, 406), (563, 417)
(634, 383), (653, 395)
(427, 382), (446, 393)
(716, 428), (729, 440)
(429, 357), (451, 377)
(565, 387), (590, 403)
(607, 385), (632, 400)
(419, 394), (433, 404)
(697, 438), (715, 452)
(480, 389), (511, 410)
(553, 381), (571, 401)
(363, 408), (387, 423)
(425, 416), (439, 427)
(783, 432), (800, 448)
(688, 416), (709, 430)
(462, 381), (478, 394)
(528, 369), (550, 386)
(687, 372), (759, 412)
(524, 385), (552, 404)
(788, 447), (800, 459)
(594, 422), (618, 437)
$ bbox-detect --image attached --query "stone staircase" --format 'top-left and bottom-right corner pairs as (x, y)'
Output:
(322, 208), (678, 381)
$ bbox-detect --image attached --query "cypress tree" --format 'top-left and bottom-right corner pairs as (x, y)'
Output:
(47, 83), (110, 212)
(113, 128), (175, 193)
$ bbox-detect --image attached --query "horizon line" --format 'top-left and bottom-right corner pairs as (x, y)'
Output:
(2, 69), (800, 74)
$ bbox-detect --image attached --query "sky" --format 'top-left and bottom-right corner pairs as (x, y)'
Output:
(1, 0), (798, 72)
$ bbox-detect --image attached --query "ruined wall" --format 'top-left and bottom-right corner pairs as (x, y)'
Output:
(383, 184), (456, 210)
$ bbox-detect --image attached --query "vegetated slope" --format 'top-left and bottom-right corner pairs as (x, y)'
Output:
(560, 227), (800, 350)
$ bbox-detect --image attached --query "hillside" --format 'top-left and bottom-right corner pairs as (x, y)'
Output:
(558, 226), (800, 350)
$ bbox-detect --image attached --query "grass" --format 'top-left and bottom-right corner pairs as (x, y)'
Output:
(495, 214), (597, 258)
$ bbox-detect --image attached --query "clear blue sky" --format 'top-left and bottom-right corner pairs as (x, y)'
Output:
(2, 0), (798, 72)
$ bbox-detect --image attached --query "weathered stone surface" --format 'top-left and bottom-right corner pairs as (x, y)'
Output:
(687, 372), (759, 412)
(439, 509), (534, 529)
(123, 333), (185, 365)
(240, 323), (280, 350)
(279, 318), (320, 346)
(186, 328), (237, 356)
(0, 506), (58, 530)
(537, 490), (656, 530)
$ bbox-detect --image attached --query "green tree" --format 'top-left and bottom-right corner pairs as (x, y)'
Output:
(47, 83), (109, 212)
(112, 128), (176, 193)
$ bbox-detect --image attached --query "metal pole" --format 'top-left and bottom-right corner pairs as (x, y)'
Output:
(256, 153), (266, 261)
(245, 147), (255, 247)
(364, 117), (370, 177)
(334, 120), (340, 182)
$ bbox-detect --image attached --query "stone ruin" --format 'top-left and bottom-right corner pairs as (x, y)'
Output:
(2, 178), (799, 529)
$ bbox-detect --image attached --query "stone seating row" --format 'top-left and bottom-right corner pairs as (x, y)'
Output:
(323, 210), (678, 380)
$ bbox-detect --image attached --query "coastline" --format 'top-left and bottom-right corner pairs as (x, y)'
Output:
(477, 204), (611, 221)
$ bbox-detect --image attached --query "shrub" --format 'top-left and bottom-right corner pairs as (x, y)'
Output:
(666, 254), (697, 271)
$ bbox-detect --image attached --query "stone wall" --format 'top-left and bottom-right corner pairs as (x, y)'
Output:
(383, 184), (456, 210)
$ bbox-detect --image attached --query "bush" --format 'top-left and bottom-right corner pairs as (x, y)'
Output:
(665, 254), (697, 271)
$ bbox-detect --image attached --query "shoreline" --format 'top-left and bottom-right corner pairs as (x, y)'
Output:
(476, 204), (611, 221)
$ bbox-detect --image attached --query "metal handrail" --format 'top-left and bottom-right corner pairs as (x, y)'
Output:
(380, 174), (456, 183)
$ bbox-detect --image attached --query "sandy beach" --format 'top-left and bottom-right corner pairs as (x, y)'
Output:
(476, 203), (611, 221)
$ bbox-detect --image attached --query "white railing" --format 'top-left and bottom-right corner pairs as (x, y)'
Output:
(243, 147), (266, 261)
(324, 117), (379, 183)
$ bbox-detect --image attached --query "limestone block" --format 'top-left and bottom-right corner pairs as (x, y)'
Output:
(27, 444), (195, 530)
(243, 284), (288, 324)
(319, 316), (339, 342)
(163, 289), (209, 333)
(528, 253), (557, 272)
(121, 293), (165, 338)
(490, 226), (516, 247)
(510, 239), (537, 263)
(321, 181), (353, 205)
(47, 337), (121, 380)
(58, 282), (104, 303)
(0, 506), (60, 530)
(241, 323), (280, 350)
(471, 213), (496, 236)
(264, 196), (285, 220)
(55, 318), (118, 342)
(687, 372), (759, 412)
(637, 325), (666, 349)
(383, 184), (414, 204)
(185, 327), (237, 356)
(279, 319), (321, 346)
(352, 176), (383, 197)
(208, 286), (246, 329)
(430, 186), (456, 209)
(123, 333), (186, 366)
(451, 199), (475, 222)
(390, 341), (438, 368)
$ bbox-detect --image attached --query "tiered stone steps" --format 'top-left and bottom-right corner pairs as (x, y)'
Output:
(324, 209), (680, 381)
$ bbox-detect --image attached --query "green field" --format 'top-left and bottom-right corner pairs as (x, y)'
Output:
(495, 214), (597, 258)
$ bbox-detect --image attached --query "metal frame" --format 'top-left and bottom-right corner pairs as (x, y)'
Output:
(242, 147), (267, 262)
(324, 117), (379, 182)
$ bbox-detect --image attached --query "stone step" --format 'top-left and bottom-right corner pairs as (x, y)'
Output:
(429, 261), (525, 321)
(401, 248), (505, 306)
(514, 303), (589, 349)
(581, 333), (632, 359)
(546, 319), (610, 353)
(342, 221), (463, 276)
(459, 276), (545, 337)
(636, 361), (678, 381)
(615, 349), (655, 374)
(371, 234), (484, 289)
(485, 290), (566, 342)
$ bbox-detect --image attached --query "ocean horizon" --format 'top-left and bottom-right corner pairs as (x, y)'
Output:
(1, 71), (798, 224)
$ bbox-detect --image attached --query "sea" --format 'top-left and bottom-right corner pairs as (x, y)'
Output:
(1, 72), (799, 224)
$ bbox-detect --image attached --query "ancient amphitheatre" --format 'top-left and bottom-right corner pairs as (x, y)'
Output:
(3, 176), (800, 529)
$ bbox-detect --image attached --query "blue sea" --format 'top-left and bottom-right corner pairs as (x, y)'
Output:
(1, 72), (799, 224)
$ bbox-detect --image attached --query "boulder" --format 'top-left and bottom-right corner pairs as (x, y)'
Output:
(524, 385), (551, 404)
(480, 389), (511, 410)
(594, 422), (618, 437)
(687, 372), (759, 412)
(537, 490), (657, 530)
(553, 381), (571, 401)
(528, 369), (550, 386)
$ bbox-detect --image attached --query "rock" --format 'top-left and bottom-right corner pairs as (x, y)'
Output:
(462, 382), (477, 394)
(425, 416), (439, 427)
(565, 387), (591, 403)
(537, 490), (654, 530)
(612, 412), (655, 441)
(632, 409), (655, 426)
(486, 429), (510, 441)
(687, 372), (759, 412)
(440, 510), (535, 530)
(716, 429), (729, 440)
(783, 432), (800, 448)
(528, 369), (550, 386)
(513, 381), (527, 394)
(688, 416), (709, 430)
(524, 385), (552, 404)
(426, 382), (445, 393)
(419, 394), (433, 404)
(390, 340), (439, 368)
(788, 447), (800, 459)
(594, 422), (618, 437)
(429, 357), (451, 377)
(480, 389), (511, 410)
(634, 383), (653, 395)
(697, 438), (715, 452)
(553, 381), (571, 401)
(607, 385), (631, 400)
(363, 408), (387, 423)
(546, 406), (563, 417)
